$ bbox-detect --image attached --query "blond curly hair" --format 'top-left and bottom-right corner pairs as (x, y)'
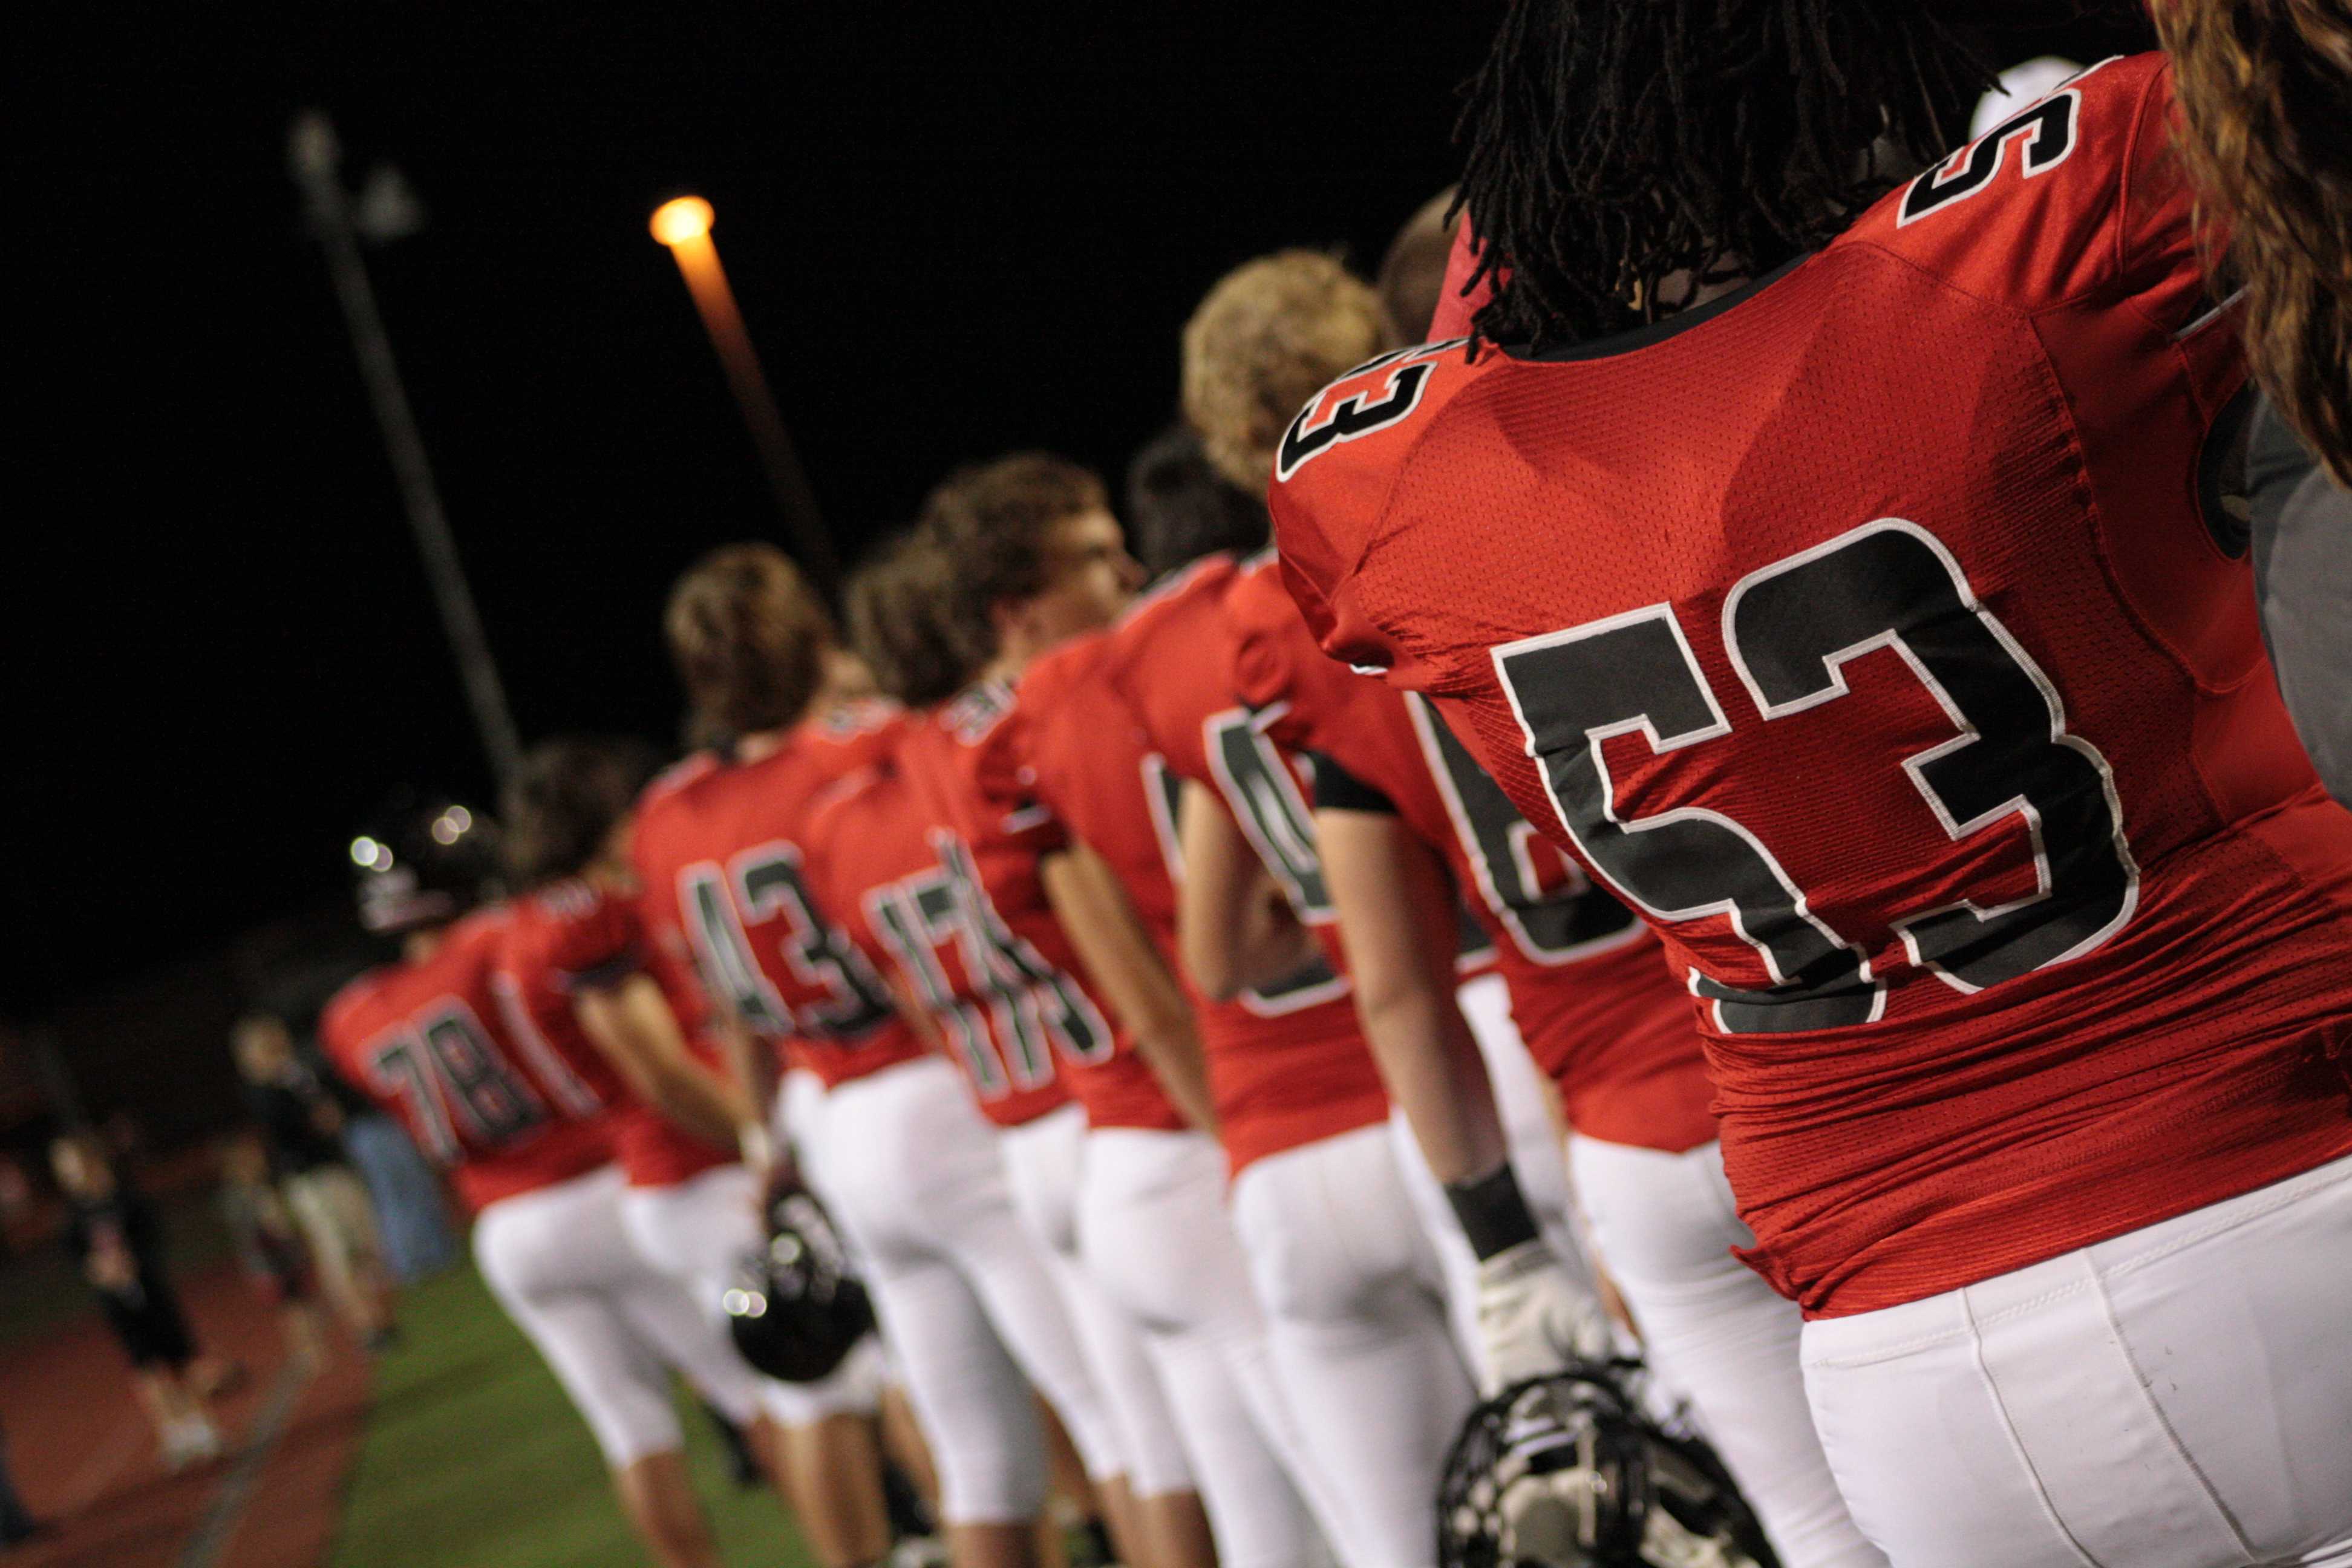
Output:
(1181, 250), (1397, 492)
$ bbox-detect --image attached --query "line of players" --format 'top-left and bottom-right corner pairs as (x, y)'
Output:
(316, 218), (1896, 1568)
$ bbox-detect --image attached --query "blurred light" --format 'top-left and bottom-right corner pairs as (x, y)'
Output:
(721, 1287), (766, 1318)
(446, 805), (473, 831)
(431, 815), (460, 846)
(650, 196), (714, 247)
(350, 836), (381, 867)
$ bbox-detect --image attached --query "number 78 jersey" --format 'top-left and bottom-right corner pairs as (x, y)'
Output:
(1271, 53), (2352, 1316)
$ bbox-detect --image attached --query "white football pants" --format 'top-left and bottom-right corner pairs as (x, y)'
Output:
(1570, 1136), (1884, 1568)
(816, 1056), (1119, 1525)
(1802, 1150), (2352, 1568)
(618, 1161), (885, 1427)
(474, 1165), (768, 1468)
(1080, 1126), (1331, 1568)
(1232, 1120), (1478, 1568)
(998, 1105), (1189, 1497)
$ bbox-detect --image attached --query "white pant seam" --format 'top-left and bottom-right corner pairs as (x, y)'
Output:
(1961, 1282), (2102, 1568)
(2085, 1260), (2259, 1564)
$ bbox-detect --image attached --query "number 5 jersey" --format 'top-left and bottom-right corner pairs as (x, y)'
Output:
(1270, 53), (2352, 1316)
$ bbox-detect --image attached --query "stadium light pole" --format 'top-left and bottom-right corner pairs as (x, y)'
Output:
(650, 196), (840, 599)
(289, 109), (525, 788)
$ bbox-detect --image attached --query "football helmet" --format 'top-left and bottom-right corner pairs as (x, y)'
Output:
(724, 1185), (874, 1383)
(349, 797), (502, 935)
(1439, 1365), (1780, 1568)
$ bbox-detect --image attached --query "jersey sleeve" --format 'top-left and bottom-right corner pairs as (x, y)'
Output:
(1267, 343), (1483, 691)
(1857, 54), (2208, 328)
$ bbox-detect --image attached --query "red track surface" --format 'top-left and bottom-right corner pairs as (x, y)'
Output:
(2, 1266), (371, 1568)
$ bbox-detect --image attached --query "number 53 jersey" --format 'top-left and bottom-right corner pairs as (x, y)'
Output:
(1271, 53), (2352, 1317)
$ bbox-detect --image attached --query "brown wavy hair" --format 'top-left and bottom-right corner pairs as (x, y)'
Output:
(502, 735), (664, 886)
(845, 532), (976, 709)
(2159, 0), (2352, 485)
(664, 543), (835, 739)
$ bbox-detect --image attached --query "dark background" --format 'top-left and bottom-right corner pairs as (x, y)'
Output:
(8, 4), (2152, 1136)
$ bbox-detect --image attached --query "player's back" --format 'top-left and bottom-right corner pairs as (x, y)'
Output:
(1273, 53), (2352, 1314)
(1105, 555), (1390, 1174)
(322, 906), (617, 1212)
(630, 711), (924, 1090)
(803, 742), (1080, 1128)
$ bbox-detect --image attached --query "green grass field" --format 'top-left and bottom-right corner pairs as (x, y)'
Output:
(331, 1265), (820, 1568)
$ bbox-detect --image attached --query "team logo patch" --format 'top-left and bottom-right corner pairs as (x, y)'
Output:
(1275, 339), (1466, 482)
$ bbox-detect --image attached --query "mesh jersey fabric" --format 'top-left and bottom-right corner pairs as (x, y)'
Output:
(1271, 54), (2352, 1314)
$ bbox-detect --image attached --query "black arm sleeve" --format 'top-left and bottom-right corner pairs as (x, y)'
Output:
(2246, 398), (2352, 806)
(1305, 749), (1399, 815)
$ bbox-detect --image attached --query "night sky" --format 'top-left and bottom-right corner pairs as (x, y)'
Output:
(13, 4), (2152, 1019)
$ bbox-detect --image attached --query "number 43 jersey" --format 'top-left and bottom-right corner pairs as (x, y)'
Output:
(322, 906), (619, 1214)
(1272, 53), (2352, 1316)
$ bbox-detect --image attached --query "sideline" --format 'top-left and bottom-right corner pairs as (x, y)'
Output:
(176, 1354), (314, 1568)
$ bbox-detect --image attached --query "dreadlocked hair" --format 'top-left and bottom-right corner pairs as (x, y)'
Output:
(1455, 0), (1993, 350)
(2159, 0), (2352, 487)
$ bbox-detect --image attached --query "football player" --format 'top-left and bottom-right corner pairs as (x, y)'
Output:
(1272, 8), (2352, 1565)
(927, 458), (1344, 1568)
(796, 535), (1154, 1568)
(322, 804), (755, 1568)
(496, 733), (910, 1568)
(1091, 252), (1531, 1568)
(627, 545), (930, 1568)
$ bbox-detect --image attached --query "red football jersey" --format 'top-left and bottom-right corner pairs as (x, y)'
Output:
(495, 880), (735, 1189)
(1273, 55), (2352, 1315)
(803, 726), (1086, 1130)
(1229, 566), (1716, 1154)
(630, 709), (927, 1093)
(963, 654), (1189, 1133)
(1103, 557), (1392, 1172)
(321, 906), (617, 1213)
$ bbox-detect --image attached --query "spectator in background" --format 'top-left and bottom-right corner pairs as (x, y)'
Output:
(219, 1134), (327, 1368)
(230, 1014), (399, 1349)
(51, 1132), (224, 1471)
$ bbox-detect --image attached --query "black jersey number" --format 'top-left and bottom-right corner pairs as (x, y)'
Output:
(1898, 60), (2100, 227)
(683, 848), (895, 1042)
(366, 1002), (545, 1163)
(1407, 694), (1642, 964)
(1143, 753), (1348, 1016)
(1493, 519), (2136, 1033)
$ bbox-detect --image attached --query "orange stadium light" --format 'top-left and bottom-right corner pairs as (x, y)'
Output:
(648, 195), (714, 247)
(647, 193), (838, 593)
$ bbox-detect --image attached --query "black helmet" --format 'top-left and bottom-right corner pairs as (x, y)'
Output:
(350, 797), (503, 935)
(724, 1185), (874, 1383)
(1439, 1366), (1780, 1568)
